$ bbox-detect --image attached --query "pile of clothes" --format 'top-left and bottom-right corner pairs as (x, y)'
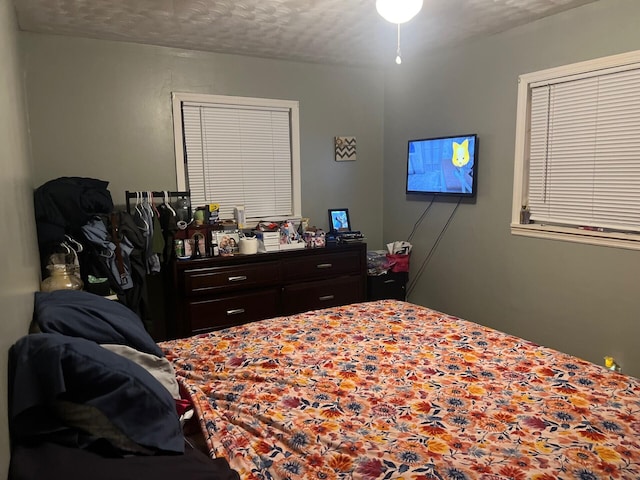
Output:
(34, 177), (164, 328)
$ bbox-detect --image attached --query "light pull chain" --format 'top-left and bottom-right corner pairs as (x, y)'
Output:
(395, 24), (402, 64)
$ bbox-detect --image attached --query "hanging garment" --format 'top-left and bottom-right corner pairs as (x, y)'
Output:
(133, 196), (161, 274)
(115, 212), (152, 330)
(151, 216), (165, 260)
(147, 193), (165, 269)
(81, 217), (134, 291)
(157, 202), (178, 266)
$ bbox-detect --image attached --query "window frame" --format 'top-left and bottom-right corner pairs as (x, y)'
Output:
(171, 92), (302, 223)
(511, 49), (640, 251)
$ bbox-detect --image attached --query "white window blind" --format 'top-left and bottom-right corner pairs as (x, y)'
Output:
(175, 95), (299, 221)
(527, 67), (640, 233)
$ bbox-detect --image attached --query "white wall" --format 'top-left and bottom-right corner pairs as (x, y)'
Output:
(0, 0), (41, 474)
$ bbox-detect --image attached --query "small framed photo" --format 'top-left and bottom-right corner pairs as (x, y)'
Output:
(184, 232), (207, 258)
(215, 231), (240, 255)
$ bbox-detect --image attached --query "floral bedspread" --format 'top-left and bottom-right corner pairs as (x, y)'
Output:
(161, 300), (640, 480)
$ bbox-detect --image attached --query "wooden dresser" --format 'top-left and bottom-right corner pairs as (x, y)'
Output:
(169, 242), (366, 338)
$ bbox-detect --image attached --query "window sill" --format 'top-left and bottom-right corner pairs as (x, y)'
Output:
(510, 223), (640, 251)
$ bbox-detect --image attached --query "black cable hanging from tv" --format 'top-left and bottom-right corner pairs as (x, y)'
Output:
(406, 197), (462, 298)
(407, 196), (435, 243)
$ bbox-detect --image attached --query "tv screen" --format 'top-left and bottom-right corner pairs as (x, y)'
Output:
(406, 134), (478, 197)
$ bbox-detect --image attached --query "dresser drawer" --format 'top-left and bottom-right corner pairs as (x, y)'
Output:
(281, 276), (363, 315)
(187, 288), (280, 334)
(184, 262), (280, 296)
(282, 251), (362, 282)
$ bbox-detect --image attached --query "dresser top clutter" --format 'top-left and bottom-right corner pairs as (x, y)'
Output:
(125, 190), (369, 340)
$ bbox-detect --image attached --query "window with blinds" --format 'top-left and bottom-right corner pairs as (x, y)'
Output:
(172, 93), (301, 222)
(512, 50), (640, 250)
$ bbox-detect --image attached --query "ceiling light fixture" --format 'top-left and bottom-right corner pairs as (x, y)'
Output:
(376, 0), (423, 65)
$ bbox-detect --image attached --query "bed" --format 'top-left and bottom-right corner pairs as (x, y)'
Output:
(161, 299), (640, 480)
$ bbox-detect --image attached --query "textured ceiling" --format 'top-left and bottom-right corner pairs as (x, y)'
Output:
(13, 0), (599, 67)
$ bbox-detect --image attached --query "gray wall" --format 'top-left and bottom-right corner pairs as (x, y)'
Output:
(0, 0), (41, 474)
(21, 34), (385, 248)
(383, 0), (640, 377)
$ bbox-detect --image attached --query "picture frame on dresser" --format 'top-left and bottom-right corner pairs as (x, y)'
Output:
(184, 232), (207, 258)
(214, 231), (240, 256)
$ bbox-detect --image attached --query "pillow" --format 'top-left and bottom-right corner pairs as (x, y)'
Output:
(33, 290), (163, 357)
(101, 344), (180, 399)
(9, 333), (183, 454)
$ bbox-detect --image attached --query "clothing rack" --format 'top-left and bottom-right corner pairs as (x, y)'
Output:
(125, 190), (190, 214)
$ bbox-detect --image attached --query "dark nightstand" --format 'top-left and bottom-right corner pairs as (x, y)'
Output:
(367, 271), (408, 301)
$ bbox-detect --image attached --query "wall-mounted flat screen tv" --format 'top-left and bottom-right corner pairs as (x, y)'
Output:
(406, 134), (478, 197)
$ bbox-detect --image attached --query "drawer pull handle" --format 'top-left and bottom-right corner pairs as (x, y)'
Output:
(383, 279), (396, 284)
(226, 308), (245, 316)
(319, 295), (335, 301)
(228, 275), (248, 282)
(316, 263), (333, 269)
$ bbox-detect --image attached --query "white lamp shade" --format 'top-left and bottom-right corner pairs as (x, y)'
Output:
(376, 0), (423, 24)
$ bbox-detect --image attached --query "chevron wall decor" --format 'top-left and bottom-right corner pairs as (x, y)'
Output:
(335, 136), (356, 162)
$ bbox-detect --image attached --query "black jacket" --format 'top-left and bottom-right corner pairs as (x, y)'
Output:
(34, 177), (113, 247)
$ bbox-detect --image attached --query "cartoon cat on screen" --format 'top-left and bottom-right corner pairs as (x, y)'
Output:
(451, 139), (473, 193)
